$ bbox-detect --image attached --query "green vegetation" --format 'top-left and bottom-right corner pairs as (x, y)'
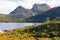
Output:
(0, 13), (60, 23)
(0, 18), (60, 40)
(24, 6), (60, 23)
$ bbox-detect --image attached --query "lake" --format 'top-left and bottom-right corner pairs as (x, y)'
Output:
(0, 23), (41, 32)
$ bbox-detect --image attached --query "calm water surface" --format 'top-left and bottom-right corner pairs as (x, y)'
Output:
(0, 23), (41, 32)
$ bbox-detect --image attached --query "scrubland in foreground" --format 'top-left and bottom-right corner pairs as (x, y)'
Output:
(0, 19), (60, 40)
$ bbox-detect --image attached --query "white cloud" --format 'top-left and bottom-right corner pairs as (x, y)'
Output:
(46, 0), (60, 7)
(18, 0), (45, 9)
(0, 0), (60, 14)
(0, 0), (19, 14)
(18, 0), (60, 8)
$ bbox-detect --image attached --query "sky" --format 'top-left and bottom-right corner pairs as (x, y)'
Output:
(0, 0), (60, 14)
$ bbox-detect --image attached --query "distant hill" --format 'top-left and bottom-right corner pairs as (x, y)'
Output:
(24, 6), (60, 23)
(1, 3), (59, 23)
(0, 14), (8, 22)
(9, 3), (51, 19)
(9, 6), (35, 19)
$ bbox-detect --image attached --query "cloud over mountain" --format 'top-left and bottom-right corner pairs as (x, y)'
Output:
(0, 0), (60, 14)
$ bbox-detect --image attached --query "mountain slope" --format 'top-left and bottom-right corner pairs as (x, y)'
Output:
(9, 3), (51, 19)
(24, 6), (60, 23)
(0, 14), (8, 22)
(32, 3), (51, 14)
(9, 6), (36, 19)
(0, 3), (51, 22)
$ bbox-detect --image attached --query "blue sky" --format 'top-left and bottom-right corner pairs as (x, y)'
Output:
(0, 0), (60, 14)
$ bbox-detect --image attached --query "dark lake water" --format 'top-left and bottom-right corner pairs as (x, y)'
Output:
(0, 23), (41, 32)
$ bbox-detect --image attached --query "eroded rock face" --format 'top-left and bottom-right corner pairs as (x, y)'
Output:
(32, 3), (51, 14)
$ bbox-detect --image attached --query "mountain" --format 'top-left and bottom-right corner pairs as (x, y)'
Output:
(0, 6), (60, 23)
(9, 3), (51, 19)
(32, 3), (51, 14)
(24, 6), (60, 23)
(9, 6), (35, 19)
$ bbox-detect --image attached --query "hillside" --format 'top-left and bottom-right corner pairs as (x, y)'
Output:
(24, 6), (60, 23)
(54, 17), (60, 21)
(0, 14), (8, 22)
(0, 6), (60, 23)
(9, 3), (51, 19)
(0, 20), (60, 40)
(9, 6), (35, 19)
(0, 3), (51, 22)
